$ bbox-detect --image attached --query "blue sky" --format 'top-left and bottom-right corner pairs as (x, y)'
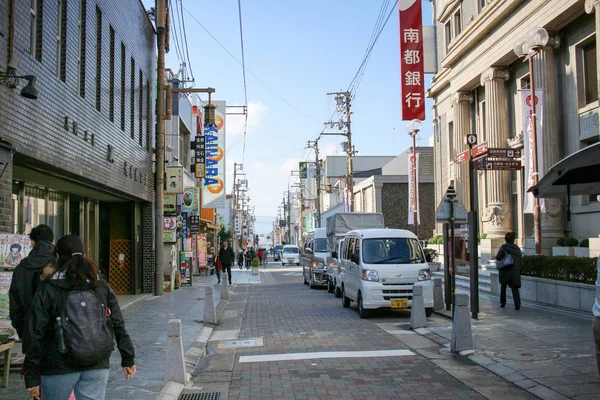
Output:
(147, 0), (435, 233)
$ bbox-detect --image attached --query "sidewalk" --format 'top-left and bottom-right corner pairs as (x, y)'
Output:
(424, 294), (600, 399)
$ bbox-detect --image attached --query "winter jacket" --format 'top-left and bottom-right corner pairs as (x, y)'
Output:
(219, 246), (235, 265)
(24, 273), (135, 388)
(9, 240), (55, 353)
(496, 243), (522, 288)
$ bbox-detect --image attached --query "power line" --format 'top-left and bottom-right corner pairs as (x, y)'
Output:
(178, 0), (195, 82)
(181, 5), (322, 125)
(237, 0), (249, 165)
(167, 0), (184, 65)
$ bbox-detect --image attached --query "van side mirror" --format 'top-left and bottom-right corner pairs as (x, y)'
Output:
(351, 253), (360, 264)
(332, 251), (338, 259)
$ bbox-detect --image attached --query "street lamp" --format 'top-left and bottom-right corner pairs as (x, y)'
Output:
(514, 27), (548, 255)
(406, 119), (421, 238)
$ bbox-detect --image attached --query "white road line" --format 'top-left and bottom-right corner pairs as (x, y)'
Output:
(238, 349), (414, 363)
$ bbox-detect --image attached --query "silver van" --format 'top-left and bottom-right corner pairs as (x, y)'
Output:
(302, 228), (333, 288)
(339, 228), (434, 318)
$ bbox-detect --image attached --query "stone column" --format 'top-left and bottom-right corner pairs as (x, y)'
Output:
(480, 68), (512, 239)
(453, 92), (474, 210)
(533, 35), (565, 250)
(586, 1), (600, 104)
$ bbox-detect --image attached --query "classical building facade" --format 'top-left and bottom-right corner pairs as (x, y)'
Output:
(430, 0), (600, 257)
(0, 0), (156, 293)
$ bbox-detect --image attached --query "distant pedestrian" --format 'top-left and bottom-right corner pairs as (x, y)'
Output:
(257, 248), (263, 266)
(237, 249), (244, 270)
(210, 247), (222, 283)
(495, 232), (522, 310)
(219, 241), (235, 285)
(594, 256), (600, 374)
(244, 249), (251, 270)
(24, 235), (135, 400)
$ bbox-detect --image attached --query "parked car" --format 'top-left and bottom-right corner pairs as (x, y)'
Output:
(281, 245), (300, 265)
(302, 228), (331, 289)
(338, 229), (434, 319)
(273, 245), (283, 261)
(329, 238), (345, 296)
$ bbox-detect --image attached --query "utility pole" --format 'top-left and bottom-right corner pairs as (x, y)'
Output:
(307, 139), (321, 227)
(154, 0), (167, 295)
(325, 91), (354, 212)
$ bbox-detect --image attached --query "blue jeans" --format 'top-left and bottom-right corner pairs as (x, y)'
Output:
(43, 369), (109, 400)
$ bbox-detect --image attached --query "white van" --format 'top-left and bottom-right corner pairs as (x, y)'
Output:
(339, 229), (434, 318)
(281, 245), (301, 266)
(329, 238), (345, 296)
(301, 228), (333, 288)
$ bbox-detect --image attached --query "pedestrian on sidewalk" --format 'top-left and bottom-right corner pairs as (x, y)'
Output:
(261, 248), (268, 266)
(593, 256), (600, 374)
(237, 249), (244, 270)
(24, 235), (136, 400)
(257, 248), (263, 266)
(244, 249), (251, 270)
(210, 247), (222, 283)
(495, 232), (522, 310)
(219, 241), (235, 285)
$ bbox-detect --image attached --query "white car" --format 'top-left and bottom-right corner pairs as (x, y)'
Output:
(281, 245), (300, 265)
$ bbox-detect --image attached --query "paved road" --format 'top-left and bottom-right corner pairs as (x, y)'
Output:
(191, 263), (534, 399)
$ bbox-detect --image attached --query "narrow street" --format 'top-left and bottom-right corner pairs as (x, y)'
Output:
(190, 263), (535, 399)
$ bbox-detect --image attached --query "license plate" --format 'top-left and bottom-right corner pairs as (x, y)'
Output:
(287, 259), (293, 263)
(390, 299), (408, 309)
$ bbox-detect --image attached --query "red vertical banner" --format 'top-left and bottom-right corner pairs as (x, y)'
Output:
(399, 0), (425, 121)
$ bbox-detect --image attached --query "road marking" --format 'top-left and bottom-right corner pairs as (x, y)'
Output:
(239, 349), (414, 363)
(281, 272), (303, 276)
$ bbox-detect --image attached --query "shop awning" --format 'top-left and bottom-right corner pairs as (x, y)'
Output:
(528, 142), (600, 198)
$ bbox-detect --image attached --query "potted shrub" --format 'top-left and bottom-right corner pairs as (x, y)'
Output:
(575, 238), (590, 258)
(424, 248), (441, 272)
(251, 257), (260, 275)
(552, 237), (578, 256)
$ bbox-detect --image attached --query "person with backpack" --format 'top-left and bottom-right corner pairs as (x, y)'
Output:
(24, 235), (136, 400)
(9, 224), (56, 356)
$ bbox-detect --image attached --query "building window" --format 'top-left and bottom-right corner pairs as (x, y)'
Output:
(454, 11), (462, 37)
(583, 43), (598, 106)
(478, 0), (487, 12)
(14, 185), (65, 239)
(520, 75), (531, 90)
(57, 0), (67, 81)
(120, 42), (126, 131)
(448, 121), (454, 155)
(78, 0), (87, 98)
(445, 22), (452, 50)
(130, 57), (135, 139)
(95, 6), (102, 112)
(139, 70), (143, 146)
(30, 0), (43, 61)
(146, 80), (151, 151)
(109, 26), (115, 122)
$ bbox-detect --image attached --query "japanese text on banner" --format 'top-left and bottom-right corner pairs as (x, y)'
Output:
(399, 0), (425, 121)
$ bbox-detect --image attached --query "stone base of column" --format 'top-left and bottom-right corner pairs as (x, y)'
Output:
(479, 238), (506, 266)
(524, 237), (559, 256)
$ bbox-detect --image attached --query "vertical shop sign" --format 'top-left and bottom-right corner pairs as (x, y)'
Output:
(399, 0), (425, 121)
(182, 187), (200, 212)
(521, 90), (545, 214)
(408, 152), (420, 224)
(202, 100), (227, 208)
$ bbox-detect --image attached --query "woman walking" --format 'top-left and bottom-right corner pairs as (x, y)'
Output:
(24, 235), (136, 400)
(495, 232), (522, 310)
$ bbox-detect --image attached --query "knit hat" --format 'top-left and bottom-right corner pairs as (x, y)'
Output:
(56, 235), (84, 257)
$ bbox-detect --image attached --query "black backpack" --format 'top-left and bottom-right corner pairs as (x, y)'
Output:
(57, 287), (115, 367)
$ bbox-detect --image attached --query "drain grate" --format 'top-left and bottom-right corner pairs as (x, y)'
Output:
(178, 390), (221, 400)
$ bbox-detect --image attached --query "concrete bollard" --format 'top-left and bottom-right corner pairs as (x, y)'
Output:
(433, 278), (444, 311)
(203, 285), (217, 325)
(410, 285), (427, 329)
(165, 319), (187, 385)
(221, 276), (230, 300)
(451, 293), (473, 353)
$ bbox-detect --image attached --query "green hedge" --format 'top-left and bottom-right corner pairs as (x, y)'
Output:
(521, 255), (597, 285)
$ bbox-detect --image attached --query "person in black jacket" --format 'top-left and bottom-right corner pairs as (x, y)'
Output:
(9, 224), (55, 354)
(218, 241), (235, 285)
(24, 235), (136, 400)
(495, 232), (522, 310)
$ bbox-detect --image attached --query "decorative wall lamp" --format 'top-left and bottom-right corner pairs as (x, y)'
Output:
(0, 67), (38, 99)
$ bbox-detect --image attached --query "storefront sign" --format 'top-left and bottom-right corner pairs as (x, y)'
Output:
(163, 217), (177, 243)
(579, 107), (599, 141)
(182, 187), (200, 212)
(188, 215), (200, 233)
(163, 230), (176, 243)
(197, 234), (207, 270)
(164, 193), (177, 215)
(124, 162), (148, 186)
(0, 234), (33, 269)
(299, 162), (307, 179)
(202, 100), (226, 208)
(167, 166), (184, 194)
(0, 271), (13, 322)
(399, 0), (425, 120)
(64, 116), (96, 146)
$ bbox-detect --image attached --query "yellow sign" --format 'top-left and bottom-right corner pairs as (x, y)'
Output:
(195, 163), (205, 178)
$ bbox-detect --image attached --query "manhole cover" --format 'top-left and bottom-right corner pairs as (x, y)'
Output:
(494, 349), (560, 361)
(179, 390), (220, 400)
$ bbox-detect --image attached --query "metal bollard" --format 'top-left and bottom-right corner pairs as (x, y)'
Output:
(203, 285), (217, 325)
(410, 285), (427, 329)
(221, 276), (230, 300)
(451, 293), (473, 353)
(433, 277), (444, 311)
(165, 319), (187, 384)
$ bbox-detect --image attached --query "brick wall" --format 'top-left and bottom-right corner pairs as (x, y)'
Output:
(381, 182), (436, 241)
(0, 154), (12, 233)
(142, 201), (155, 293)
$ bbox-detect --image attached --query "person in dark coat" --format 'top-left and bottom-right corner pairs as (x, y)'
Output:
(9, 224), (56, 354)
(24, 235), (136, 400)
(218, 241), (235, 285)
(495, 231), (522, 310)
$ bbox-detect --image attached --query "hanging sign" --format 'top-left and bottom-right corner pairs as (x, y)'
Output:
(521, 90), (545, 214)
(166, 166), (184, 194)
(399, 0), (425, 120)
(408, 152), (420, 224)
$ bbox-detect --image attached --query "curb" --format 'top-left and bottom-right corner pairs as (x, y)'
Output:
(120, 294), (153, 311)
(156, 381), (185, 400)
